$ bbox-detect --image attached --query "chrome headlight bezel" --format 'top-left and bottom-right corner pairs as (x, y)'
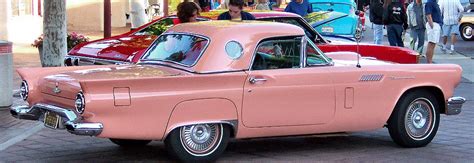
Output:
(75, 92), (85, 114)
(20, 80), (29, 101)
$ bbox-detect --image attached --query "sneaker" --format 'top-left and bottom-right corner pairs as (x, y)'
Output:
(441, 45), (447, 53)
(450, 45), (455, 55)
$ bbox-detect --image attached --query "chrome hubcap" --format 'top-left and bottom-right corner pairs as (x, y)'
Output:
(464, 26), (473, 39)
(405, 98), (434, 140)
(180, 124), (222, 156)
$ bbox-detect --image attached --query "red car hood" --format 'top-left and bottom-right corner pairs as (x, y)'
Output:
(69, 34), (157, 61)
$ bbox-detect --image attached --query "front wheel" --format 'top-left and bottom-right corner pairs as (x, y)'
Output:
(165, 123), (230, 162)
(387, 90), (440, 147)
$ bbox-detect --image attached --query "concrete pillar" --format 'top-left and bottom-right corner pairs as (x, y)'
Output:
(0, 41), (13, 107)
(0, 0), (11, 40)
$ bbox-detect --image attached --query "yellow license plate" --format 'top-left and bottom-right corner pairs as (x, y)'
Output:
(44, 111), (60, 129)
(322, 26), (334, 33)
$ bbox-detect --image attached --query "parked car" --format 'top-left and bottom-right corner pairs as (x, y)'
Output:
(65, 12), (418, 67)
(460, 9), (474, 41)
(11, 21), (466, 162)
(307, 0), (363, 39)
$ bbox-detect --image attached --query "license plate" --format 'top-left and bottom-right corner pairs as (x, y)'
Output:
(322, 26), (334, 33)
(44, 111), (60, 129)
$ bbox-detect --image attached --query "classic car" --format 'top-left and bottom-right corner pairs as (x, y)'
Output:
(65, 12), (418, 67)
(11, 21), (466, 162)
(460, 8), (473, 41)
(307, 0), (363, 39)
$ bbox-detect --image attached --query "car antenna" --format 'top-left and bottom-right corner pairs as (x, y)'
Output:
(356, 36), (361, 68)
(356, 1), (361, 68)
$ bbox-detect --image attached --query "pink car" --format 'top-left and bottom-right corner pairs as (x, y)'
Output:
(12, 21), (465, 162)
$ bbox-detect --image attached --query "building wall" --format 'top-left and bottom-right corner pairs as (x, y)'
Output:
(67, 1), (103, 31)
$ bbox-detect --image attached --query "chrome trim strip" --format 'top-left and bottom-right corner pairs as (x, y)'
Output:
(446, 96), (466, 115)
(64, 55), (128, 66)
(164, 120), (238, 140)
(359, 74), (384, 82)
(10, 103), (103, 136)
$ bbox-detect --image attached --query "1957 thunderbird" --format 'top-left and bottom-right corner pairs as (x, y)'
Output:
(64, 12), (419, 67)
(12, 21), (465, 162)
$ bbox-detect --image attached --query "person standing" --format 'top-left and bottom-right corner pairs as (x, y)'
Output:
(284, 0), (313, 17)
(407, 0), (426, 54)
(383, 0), (408, 47)
(370, 0), (385, 45)
(217, 0), (256, 20)
(130, 0), (149, 30)
(177, 2), (201, 23)
(439, 0), (464, 54)
(255, 0), (271, 10)
(425, 0), (443, 63)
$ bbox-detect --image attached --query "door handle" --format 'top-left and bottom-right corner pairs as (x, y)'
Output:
(249, 77), (267, 84)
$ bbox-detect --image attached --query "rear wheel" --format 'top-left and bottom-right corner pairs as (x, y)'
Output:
(165, 123), (230, 162)
(109, 138), (151, 147)
(460, 24), (473, 41)
(387, 90), (440, 147)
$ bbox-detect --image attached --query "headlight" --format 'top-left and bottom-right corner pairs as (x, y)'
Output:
(75, 92), (85, 114)
(20, 80), (29, 101)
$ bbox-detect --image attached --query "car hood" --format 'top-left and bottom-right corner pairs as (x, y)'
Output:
(305, 11), (348, 28)
(69, 35), (157, 61)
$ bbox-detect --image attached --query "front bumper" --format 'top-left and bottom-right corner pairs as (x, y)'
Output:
(446, 96), (466, 115)
(10, 103), (103, 136)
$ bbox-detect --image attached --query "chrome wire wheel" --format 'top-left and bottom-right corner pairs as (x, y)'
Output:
(462, 25), (473, 40)
(179, 124), (223, 157)
(404, 98), (435, 140)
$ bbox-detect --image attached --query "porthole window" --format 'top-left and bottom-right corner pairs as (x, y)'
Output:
(225, 41), (243, 60)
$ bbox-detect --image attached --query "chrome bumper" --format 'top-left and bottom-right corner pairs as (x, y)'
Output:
(446, 96), (466, 115)
(64, 55), (128, 66)
(10, 104), (103, 136)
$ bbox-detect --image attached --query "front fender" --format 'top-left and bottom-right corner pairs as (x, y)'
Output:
(163, 98), (238, 139)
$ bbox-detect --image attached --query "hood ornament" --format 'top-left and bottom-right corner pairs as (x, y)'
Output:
(53, 82), (61, 94)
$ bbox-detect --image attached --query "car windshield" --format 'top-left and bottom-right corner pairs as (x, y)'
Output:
(311, 3), (352, 13)
(141, 34), (209, 66)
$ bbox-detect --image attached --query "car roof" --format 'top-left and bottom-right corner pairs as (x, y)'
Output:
(164, 21), (306, 73)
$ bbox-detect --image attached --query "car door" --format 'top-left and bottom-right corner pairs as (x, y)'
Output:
(242, 36), (336, 128)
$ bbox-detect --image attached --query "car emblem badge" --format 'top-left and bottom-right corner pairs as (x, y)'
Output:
(53, 82), (61, 94)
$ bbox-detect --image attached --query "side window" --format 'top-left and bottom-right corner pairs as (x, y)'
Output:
(306, 39), (330, 66)
(252, 37), (302, 70)
(133, 18), (174, 36)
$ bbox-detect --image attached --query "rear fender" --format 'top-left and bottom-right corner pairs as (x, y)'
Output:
(163, 98), (239, 140)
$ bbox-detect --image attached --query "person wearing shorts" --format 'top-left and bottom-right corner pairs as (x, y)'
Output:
(439, 0), (464, 54)
(424, 0), (443, 64)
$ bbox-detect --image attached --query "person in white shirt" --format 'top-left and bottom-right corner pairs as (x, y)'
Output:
(439, 0), (464, 54)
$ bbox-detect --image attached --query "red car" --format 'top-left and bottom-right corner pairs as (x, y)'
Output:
(65, 12), (418, 66)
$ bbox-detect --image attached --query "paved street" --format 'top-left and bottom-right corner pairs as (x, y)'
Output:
(0, 22), (473, 162)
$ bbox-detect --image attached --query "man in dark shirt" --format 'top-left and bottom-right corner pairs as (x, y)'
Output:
(370, 0), (384, 45)
(424, 0), (442, 63)
(284, 0), (312, 17)
(383, 0), (408, 47)
(217, 0), (256, 20)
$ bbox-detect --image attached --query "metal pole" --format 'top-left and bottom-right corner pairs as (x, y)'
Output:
(104, 0), (112, 38)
